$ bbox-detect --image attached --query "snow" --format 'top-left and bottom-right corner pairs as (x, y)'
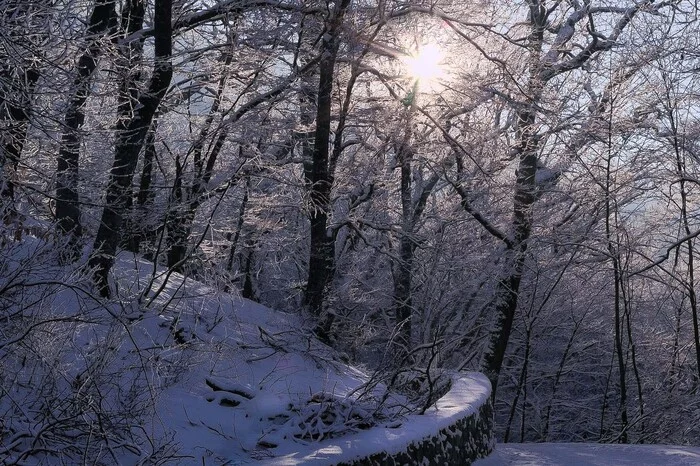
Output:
(474, 443), (700, 466)
(109, 253), (491, 464)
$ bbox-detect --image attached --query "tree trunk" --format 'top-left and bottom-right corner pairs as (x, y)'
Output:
(136, 122), (157, 207)
(392, 93), (418, 356)
(124, 120), (159, 252)
(600, 87), (629, 442)
(117, 0), (147, 254)
(623, 277), (645, 441)
(166, 210), (194, 271)
(479, 2), (545, 396)
(90, 0), (172, 296)
(55, 0), (117, 257)
(394, 171), (414, 353)
(303, 0), (351, 334)
(0, 66), (39, 222)
(226, 175), (250, 274)
(542, 318), (581, 441)
(480, 101), (538, 395)
(242, 246), (256, 301)
(0, 1), (43, 224)
(504, 324), (531, 443)
(607, 212), (629, 443)
(666, 80), (700, 385)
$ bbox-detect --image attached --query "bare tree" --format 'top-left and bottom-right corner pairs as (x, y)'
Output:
(55, 0), (117, 259)
(445, 0), (672, 397)
(0, 0), (46, 226)
(90, 0), (173, 296)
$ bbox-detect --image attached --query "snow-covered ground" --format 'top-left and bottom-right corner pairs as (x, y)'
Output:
(106, 254), (409, 464)
(106, 254), (490, 464)
(474, 443), (700, 465)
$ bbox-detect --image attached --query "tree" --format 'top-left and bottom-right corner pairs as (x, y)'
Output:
(302, 0), (353, 331)
(445, 0), (673, 397)
(90, 0), (173, 296)
(55, 0), (117, 258)
(0, 0), (45, 226)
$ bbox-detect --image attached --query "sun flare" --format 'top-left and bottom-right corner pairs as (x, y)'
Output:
(404, 43), (444, 83)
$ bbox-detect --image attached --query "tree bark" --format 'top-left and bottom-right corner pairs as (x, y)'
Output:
(480, 103), (539, 396)
(478, 1), (544, 396)
(0, 67), (39, 221)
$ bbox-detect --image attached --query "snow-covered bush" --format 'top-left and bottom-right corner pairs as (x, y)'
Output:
(283, 392), (401, 443)
(0, 237), (182, 464)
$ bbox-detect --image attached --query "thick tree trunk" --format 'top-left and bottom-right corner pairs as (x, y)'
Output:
(303, 0), (351, 332)
(55, 0), (117, 257)
(479, 0), (546, 396)
(90, 0), (172, 296)
(1, 1), (43, 224)
(304, 58), (334, 319)
(480, 95), (538, 394)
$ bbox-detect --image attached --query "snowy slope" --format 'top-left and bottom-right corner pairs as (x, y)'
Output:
(107, 254), (490, 464)
(1, 245), (384, 464)
(108, 254), (405, 464)
(10, 245), (697, 465)
(1, 246), (489, 464)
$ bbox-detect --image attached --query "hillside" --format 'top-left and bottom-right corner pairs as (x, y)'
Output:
(4, 232), (700, 465)
(0, 241), (491, 464)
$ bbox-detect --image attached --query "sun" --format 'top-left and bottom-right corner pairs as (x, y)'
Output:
(404, 43), (444, 83)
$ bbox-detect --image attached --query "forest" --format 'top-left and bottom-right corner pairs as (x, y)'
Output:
(3, 0), (700, 462)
